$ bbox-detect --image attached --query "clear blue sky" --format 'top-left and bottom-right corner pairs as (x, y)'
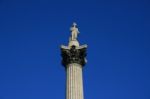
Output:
(0, 0), (150, 99)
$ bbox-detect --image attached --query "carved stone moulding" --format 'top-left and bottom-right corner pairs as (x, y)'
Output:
(61, 45), (87, 67)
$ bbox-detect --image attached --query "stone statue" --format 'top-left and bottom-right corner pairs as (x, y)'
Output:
(70, 22), (80, 41)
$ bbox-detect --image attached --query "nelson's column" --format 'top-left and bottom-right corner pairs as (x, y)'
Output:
(61, 23), (87, 99)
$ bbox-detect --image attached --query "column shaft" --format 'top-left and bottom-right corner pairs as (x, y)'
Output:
(66, 63), (84, 99)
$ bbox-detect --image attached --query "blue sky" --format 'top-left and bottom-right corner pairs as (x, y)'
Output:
(0, 0), (150, 99)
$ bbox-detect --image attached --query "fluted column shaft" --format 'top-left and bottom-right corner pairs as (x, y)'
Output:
(66, 63), (84, 99)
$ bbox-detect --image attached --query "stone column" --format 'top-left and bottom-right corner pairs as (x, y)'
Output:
(61, 45), (87, 99)
(66, 63), (83, 99)
(61, 22), (87, 99)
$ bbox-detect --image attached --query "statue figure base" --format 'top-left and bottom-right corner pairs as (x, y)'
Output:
(68, 40), (79, 47)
